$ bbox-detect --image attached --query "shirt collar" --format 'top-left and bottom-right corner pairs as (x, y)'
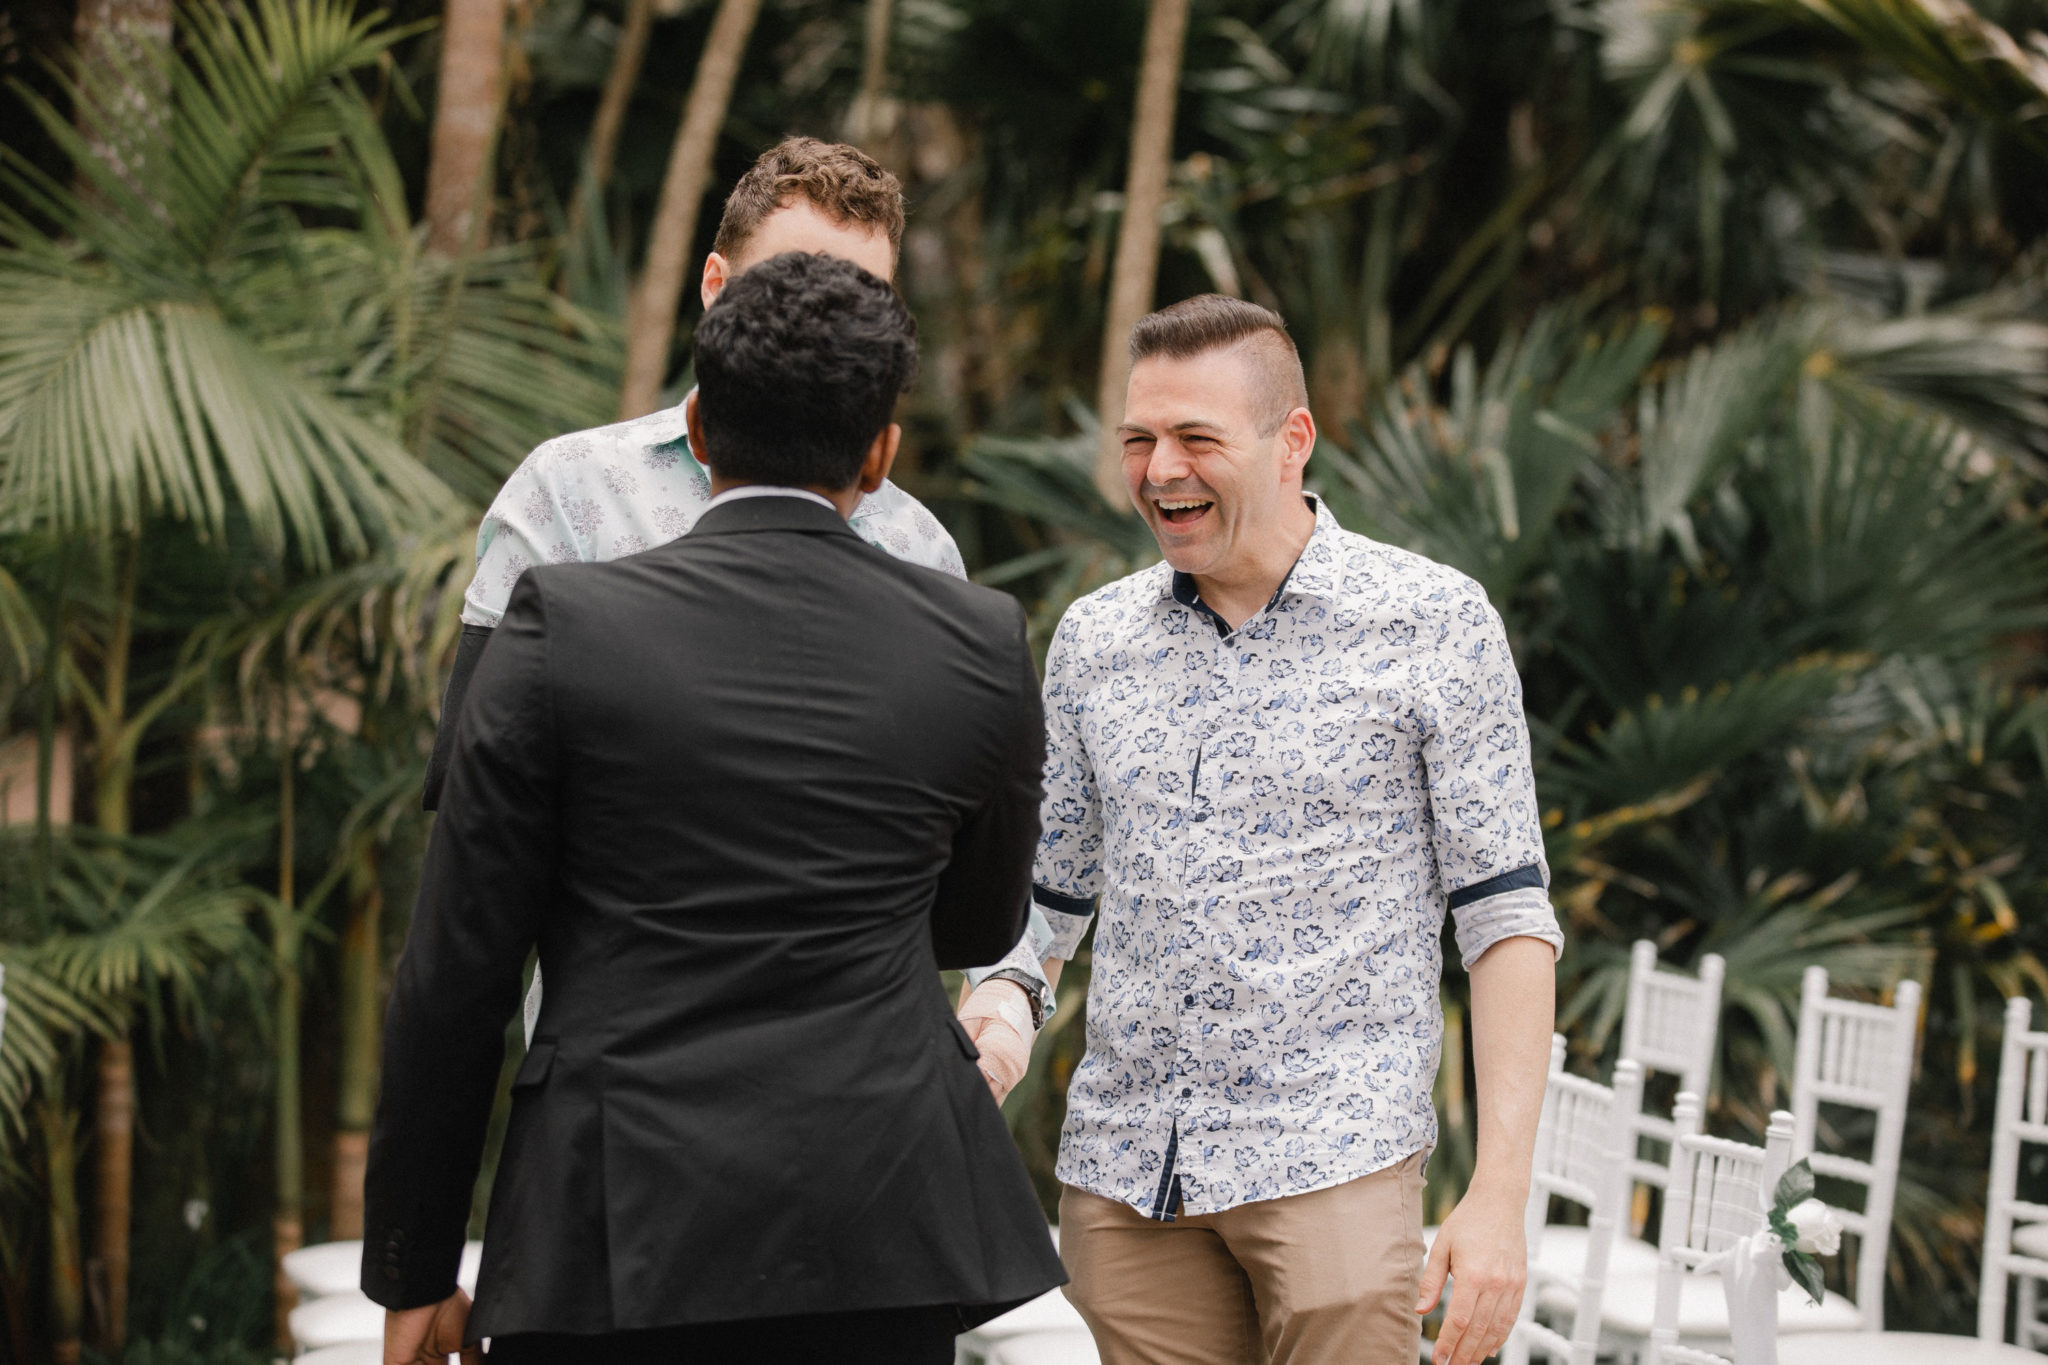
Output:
(704, 484), (839, 514)
(1163, 494), (1344, 635)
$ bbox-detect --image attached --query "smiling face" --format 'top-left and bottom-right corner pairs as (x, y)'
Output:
(1120, 344), (1317, 586)
(700, 199), (896, 308)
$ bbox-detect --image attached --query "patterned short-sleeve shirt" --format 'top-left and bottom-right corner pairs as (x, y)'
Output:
(463, 398), (967, 626)
(1035, 496), (1563, 1219)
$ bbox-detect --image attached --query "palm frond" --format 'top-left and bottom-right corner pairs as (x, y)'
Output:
(1315, 308), (1667, 601)
(1547, 653), (1870, 828)
(1751, 409), (2048, 659)
(0, 0), (457, 564)
(963, 412), (1161, 647)
(1597, 309), (1817, 559)
(1820, 256), (2048, 474)
(1778, 0), (2048, 153)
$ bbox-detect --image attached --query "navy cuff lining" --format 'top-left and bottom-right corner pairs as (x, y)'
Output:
(1033, 883), (1098, 917)
(1446, 863), (1545, 910)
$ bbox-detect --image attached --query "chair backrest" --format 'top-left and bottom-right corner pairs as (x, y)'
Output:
(1789, 965), (1919, 1331)
(1506, 1036), (1646, 1365)
(1979, 996), (2048, 1344)
(1645, 1096), (1797, 1365)
(1619, 941), (1726, 1191)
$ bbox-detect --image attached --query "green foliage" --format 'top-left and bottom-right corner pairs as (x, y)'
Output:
(0, 0), (2043, 1350)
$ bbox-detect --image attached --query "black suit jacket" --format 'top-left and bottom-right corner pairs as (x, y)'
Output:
(362, 496), (1064, 1337)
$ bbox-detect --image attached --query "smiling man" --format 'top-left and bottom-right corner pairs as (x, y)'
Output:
(992, 295), (1562, 1365)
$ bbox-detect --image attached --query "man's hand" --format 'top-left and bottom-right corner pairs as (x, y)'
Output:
(385, 1289), (480, 1365)
(957, 979), (1034, 1103)
(1416, 1181), (1527, 1365)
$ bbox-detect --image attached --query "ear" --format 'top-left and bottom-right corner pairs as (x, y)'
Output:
(1278, 406), (1317, 485)
(684, 390), (708, 466)
(856, 423), (902, 495)
(700, 253), (730, 310)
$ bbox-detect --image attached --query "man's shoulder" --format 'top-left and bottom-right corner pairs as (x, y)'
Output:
(497, 408), (694, 499)
(850, 479), (966, 578)
(862, 537), (1023, 636)
(1324, 523), (1493, 614)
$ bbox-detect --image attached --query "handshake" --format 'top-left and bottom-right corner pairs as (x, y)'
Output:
(958, 977), (1039, 1104)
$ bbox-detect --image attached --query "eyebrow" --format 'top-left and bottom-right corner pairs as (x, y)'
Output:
(1119, 420), (1230, 437)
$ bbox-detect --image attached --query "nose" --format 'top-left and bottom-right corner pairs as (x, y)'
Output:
(1145, 438), (1194, 489)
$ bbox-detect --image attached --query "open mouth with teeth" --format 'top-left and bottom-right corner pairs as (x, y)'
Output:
(1154, 497), (1215, 526)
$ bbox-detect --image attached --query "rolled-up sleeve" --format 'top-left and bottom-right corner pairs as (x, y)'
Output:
(1030, 615), (1105, 960)
(1423, 585), (1564, 969)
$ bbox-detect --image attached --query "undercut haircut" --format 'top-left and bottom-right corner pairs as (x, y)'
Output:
(1129, 294), (1310, 435)
(693, 252), (918, 490)
(712, 137), (906, 261)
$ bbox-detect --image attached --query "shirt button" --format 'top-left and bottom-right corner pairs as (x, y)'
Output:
(1183, 994), (1196, 1007)
(1181, 1088), (1193, 1099)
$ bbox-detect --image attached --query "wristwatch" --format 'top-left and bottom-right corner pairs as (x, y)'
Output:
(984, 968), (1049, 1031)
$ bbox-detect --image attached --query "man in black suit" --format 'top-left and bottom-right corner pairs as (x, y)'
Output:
(361, 252), (1065, 1365)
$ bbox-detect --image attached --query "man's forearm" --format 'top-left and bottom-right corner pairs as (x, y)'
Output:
(1465, 934), (1556, 1196)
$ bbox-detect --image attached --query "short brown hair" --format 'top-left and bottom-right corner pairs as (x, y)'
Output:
(1129, 294), (1309, 434)
(711, 137), (905, 261)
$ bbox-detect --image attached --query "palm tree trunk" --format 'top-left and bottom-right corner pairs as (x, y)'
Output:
(617, 0), (767, 420)
(844, 0), (896, 149)
(91, 1042), (132, 1351)
(92, 538), (135, 840)
(562, 0), (656, 250)
(38, 1101), (83, 1365)
(72, 0), (172, 205)
(330, 846), (384, 1239)
(272, 732), (303, 1351)
(1091, 0), (1191, 506)
(88, 535), (137, 1355)
(424, 0), (509, 256)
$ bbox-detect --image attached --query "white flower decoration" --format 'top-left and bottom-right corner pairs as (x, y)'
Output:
(1785, 1197), (1843, 1256)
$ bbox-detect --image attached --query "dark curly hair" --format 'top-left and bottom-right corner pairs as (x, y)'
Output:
(692, 252), (919, 490)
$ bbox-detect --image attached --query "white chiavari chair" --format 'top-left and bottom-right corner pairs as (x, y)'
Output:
(1789, 966), (1920, 1332)
(1642, 1097), (1795, 1365)
(1504, 1036), (1644, 1365)
(1980, 995), (2048, 1349)
(1776, 996), (2048, 1362)
(1536, 943), (1726, 1290)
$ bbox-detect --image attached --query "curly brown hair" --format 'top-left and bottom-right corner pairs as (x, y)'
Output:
(710, 137), (905, 262)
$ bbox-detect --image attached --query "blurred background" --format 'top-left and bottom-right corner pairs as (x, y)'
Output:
(0, 0), (2044, 1360)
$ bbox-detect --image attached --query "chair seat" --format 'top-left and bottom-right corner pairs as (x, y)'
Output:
(985, 1331), (1101, 1365)
(1558, 1267), (1863, 1336)
(282, 1239), (484, 1298)
(1531, 1226), (1663, 1281)
(1778, 1332), (2044, 1364)
(968, 1290), (1089, 1341)
(288, 1291), (383, 1349)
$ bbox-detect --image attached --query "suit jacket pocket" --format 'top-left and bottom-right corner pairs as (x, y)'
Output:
(512, 1040), (557, 1090)
(947, 1016), (981, 1062)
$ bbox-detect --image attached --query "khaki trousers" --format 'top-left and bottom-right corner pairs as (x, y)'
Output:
(1058, 1151), (1428, 1365)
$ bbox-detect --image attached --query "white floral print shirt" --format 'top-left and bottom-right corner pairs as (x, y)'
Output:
(463, 399), (967, 627)
(1035, 496), (1562, 1219)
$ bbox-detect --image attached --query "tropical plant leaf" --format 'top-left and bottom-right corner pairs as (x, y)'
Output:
(1546, 654), (1869, 816)
(1317, 308), (1667, 601)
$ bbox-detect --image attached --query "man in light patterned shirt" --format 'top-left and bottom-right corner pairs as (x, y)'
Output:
(985, 296), (1561, 1365)
(424, 138), (965, 810)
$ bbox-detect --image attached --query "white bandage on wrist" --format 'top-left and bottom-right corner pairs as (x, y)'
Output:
(985, 980), (1036, 1039)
